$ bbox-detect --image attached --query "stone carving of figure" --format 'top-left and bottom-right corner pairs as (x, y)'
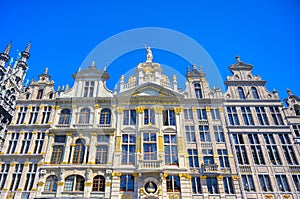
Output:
(145, 45), (153, 62)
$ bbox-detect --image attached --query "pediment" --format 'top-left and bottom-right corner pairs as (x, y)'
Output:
(140, 125), (159, 132)
(118, 82), (182, 97)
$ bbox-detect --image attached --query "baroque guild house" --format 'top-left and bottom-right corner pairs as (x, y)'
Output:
(0, 43), (299, 199)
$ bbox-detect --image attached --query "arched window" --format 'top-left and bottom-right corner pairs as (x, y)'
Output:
(73, 139), (86, 164)
(251, 87), (259, 99)
(194, 83), (203, 99)
(45, 175), (58, 192)
(79, 108), (90, 124)
(37, 89), (43, 99)
(238, 87), (246, 99)
(59, 109), (71, 125)
(64, 175), (85, 191)
(100, 109), (111, 125)
(92, 175), (105, 192)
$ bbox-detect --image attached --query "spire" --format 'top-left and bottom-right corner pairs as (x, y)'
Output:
(0, 41), (12, 63)
(236, 55), (241, 62)
(4, 41), (12, 55)
(21, 42), (31, 59)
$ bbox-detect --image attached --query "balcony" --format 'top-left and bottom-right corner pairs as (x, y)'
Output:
(138, 160), (163, 171)
(73, 124), (93, 128)
(55, 124), (71, 128)
(289, 166), (300, 173)
(200, 163), (219, 174)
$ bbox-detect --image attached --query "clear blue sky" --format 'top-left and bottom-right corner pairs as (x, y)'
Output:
(1, 1), (299, 100)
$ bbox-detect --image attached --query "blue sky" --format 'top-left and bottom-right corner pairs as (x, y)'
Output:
(1, 1), (299, 100)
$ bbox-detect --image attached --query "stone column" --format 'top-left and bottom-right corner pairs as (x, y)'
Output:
(44, 133), (55, 164)
(88, 132), (97, 164)
(62, 133), (73, 164)
(174, 107), (185, 168)
(15, 162), (30, 192)
(110, 172), (122, 199)
(14, 131), (24, 154)
(178, 174), (192, 198)
(27, 131), (37, 155)
(200, 176), (208, 199)
(107, 133), (114, 165)
(216, 175), (225, 198)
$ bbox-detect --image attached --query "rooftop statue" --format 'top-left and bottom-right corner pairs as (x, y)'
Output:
(144, 45), (153, 62)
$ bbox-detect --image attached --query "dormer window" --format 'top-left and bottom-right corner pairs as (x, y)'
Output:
(49, 92), (54, 99)
(238, 87), (245, 99)
(37, 89), (43, 99)
(251, 87), (259, 99)
(84, 81), (95, 97)
(194, 83), (203, 99)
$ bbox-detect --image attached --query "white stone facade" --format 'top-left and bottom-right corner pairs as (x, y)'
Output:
(0, 52), (299, 199)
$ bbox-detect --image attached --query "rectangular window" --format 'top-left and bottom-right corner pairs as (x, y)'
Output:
(34, 132), (45, 154)
(255, 107), (269, 125)
(166, 175), (181, 192)
(279, 134), (298, 165)
(16, 107), (28, 124)
(199, 125), (210, 142)
(218, 149), (229, 168)
(164, 134), (178, 165)
(264, 134), (282, 165)
(206, 177), (218, 194)
(211, 109), (220, 120)
(197, 108), (207, 120)
(96, 145), (108, 164)
(258, 175), (273, 192)
(185, 126), (196, 143)
(144, 109), (155, 125)
(194, 83), (202, 99)
(163, 110), (176, 126)
(97, 135), (109, 143)
(233, 134), (249, 165)
(123, 110), (136, 125)
(121, 134), (135, 165)
(120, 175), (134, 192)
(227, 107), (239, 125)
(269, 107), (284, 125)
(83, 81), (95, 97)
(41, 106), (52, 124)
(10, 164), (23, 191)
(184, 109), (193, 120)
(51, 135), (66, 164)
(275, 175), (290, 192)
(20, 132), (32, 154)
(7, 132), (19, 154)
(242, 175), (255, 191)
(24, 164), (37, 191)
(214, 126), (224, 143)
(241, 107), (254, 125)
(293, 124), (300, 137)
(202, 149), (214, 165)
(0, 164), (9, 190)
(29, 106), (39, 124)
(143, 132), (157, 160)
(223, 177), (234, 194)
(188, 149), (199, 168)
(248, 134), (265, 165)
(292, 175), (300, 191)
(191, 177), (202, 194)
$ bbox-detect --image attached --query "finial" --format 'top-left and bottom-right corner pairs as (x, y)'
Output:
(287, 88), (291, 95)
(25, 42), (31, 53)
(187, 66), (190, 72)
(236, 55), (241, 62)
(192, 64), (196, 69)
(91, 60), (95, 66)
(121, 75), (125, 81)
(4, 41), (12, 55)
(199, 66), (203, 72)
(103, 66), (107, 71)
(173, 75), (177, 81)
(44, 68), (48, 74)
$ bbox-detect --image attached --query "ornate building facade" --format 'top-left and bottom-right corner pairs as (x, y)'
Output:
(0, 44), (299, 199)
